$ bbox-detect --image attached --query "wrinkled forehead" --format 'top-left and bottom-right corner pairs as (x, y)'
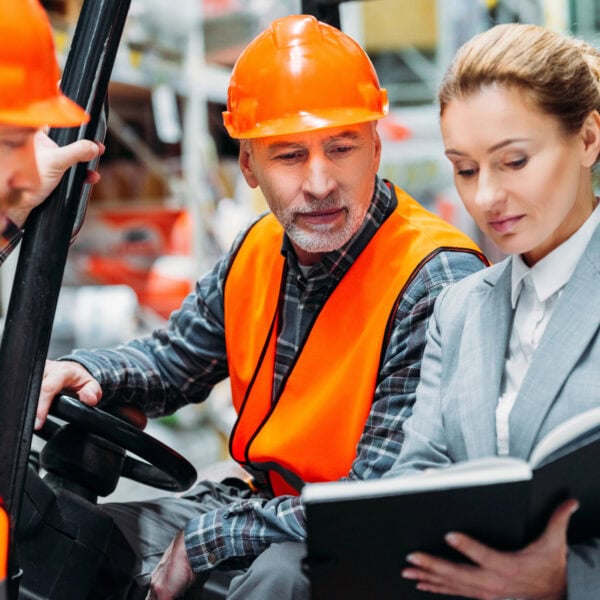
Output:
(249, 121), (377, 149)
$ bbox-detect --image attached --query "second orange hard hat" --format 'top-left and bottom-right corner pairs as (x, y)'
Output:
(223, 14), (388, 139)
(0, 0), (89, 128)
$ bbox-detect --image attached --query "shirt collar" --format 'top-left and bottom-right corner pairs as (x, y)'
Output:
(510, 200), (600, 307)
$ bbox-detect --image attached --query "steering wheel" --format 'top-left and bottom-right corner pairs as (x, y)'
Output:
(37, 395), (197, 494)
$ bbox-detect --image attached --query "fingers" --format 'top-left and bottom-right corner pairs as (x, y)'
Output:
(84, 169), (102, 185)
(402, 552), (486, 599)
(76, 379), (104, 405)
(27, 136), (105, 213)
(537, 499), (579, 547)
(113, 406), (148, 430)
(65, 140), (104, 185)
(443, 531), (500, 567)
(35, 360), (102, 429)
(402, 532), (510, 599)
(54, 139), (103, 173)
(146, 532), (196, 600)
(402, 504), (577, 600)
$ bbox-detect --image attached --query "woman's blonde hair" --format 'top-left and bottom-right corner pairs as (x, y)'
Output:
(439, 23), (600, 135)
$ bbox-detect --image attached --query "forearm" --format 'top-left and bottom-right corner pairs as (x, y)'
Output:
(65, 336), (220, 416)
(350, 250), (485, 481)
(62, 254), (233, 415)
(185, 495), (306, 573)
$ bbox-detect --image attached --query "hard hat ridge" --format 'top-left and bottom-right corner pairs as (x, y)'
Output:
(271, 12), (323, 49)
(223, 14), (388, 139)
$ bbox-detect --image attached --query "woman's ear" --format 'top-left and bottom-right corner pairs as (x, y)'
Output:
(239, 140), (259, 188)
(580, 110), (600, 168)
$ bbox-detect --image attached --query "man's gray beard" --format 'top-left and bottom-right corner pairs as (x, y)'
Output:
(283, 207), (365, 255)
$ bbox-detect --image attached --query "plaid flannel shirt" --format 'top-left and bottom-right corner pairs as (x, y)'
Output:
(66, 176), (486, 572)
(0, 220), (22, 266)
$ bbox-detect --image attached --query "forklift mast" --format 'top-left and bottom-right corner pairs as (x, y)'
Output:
(0, 0), (131, 595)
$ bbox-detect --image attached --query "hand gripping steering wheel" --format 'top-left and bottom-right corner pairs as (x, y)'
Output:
(37, 395), (197, 494)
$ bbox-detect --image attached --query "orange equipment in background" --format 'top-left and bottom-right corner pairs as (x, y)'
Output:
(77, 207), (193, 319)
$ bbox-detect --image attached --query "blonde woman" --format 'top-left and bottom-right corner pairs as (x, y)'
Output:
(393, 23), (600, 600)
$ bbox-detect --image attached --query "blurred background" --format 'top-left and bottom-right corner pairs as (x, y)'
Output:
(3, 0), (599, 499)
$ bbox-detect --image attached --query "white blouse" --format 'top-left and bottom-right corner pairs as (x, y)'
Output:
(496, 202), (600, 455)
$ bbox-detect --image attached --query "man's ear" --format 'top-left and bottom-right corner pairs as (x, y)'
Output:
(580, 110), (600, 168)
(239, 140), (259, 188)
(372, 124), (382, 172)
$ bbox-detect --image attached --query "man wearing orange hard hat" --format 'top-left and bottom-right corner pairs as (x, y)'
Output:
(0, 0), (101, 266)
(37, 14), (487, 599)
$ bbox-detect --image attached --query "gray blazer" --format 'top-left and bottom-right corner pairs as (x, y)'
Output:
(390, 224), (600, 598)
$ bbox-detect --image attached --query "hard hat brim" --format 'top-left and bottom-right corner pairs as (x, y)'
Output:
(224, 105), (388, 140)
(0, 93), (89, 128)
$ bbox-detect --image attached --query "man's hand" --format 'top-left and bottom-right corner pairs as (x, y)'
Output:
(146, 531), (197, 600)
(7, 130), (103, 227)
(401, 499), (578, 600)
(36, 359), (103, 430)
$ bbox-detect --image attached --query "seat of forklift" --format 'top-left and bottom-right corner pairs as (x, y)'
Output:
(14, 395), (208, 599)
(18, 464), (239, 599)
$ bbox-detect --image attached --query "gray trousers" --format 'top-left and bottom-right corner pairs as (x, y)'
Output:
(99, 480), (309, 600)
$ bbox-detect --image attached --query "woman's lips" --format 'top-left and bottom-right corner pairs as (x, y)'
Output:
(488, 214), (524, 233)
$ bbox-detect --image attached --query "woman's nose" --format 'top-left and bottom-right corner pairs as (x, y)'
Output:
(474, 170), (505, 211)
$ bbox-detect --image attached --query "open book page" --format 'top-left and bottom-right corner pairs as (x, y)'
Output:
(302, 456), (531, 504)
(529, 407), (600, 468)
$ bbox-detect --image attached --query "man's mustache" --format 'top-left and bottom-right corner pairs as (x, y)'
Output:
(295, 195), (343, 213)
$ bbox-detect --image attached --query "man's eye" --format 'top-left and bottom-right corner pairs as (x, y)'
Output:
(0, 140), (26, 150)
(330, 145), (353, 156)
(276, 151), (303, 161)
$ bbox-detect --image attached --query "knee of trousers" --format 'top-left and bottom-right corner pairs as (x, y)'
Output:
(234, 542), (308, 593)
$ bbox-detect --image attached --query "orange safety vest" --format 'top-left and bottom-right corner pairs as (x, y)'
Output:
(224, 184), (486, 496)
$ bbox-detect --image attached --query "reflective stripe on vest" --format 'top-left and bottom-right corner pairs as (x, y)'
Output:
(224, 185), (485, 496)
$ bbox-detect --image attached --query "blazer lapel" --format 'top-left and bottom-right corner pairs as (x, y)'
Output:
(510, 228), (600, 459)
(459, 261), (513, 458)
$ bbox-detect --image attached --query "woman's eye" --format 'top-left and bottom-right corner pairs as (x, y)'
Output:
(507, 157), (528, 169)
(456, 167), (477, 177)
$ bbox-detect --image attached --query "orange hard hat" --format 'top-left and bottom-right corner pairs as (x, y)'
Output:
(0, 0), (89, 128)
(223, 14), (388, 139)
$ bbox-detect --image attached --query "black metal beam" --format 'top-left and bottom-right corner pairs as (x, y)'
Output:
(301, 0), (342, 28)
(0, 0), (131, 590)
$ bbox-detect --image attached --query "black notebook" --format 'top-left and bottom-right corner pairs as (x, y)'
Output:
(302, 407), (600, 600)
